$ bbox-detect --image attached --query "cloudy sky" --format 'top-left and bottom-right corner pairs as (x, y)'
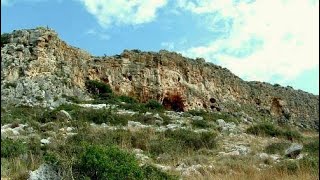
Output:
(1, 0), (319, 95)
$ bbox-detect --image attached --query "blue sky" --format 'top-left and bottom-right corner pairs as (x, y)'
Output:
(1, 0), (319, 95)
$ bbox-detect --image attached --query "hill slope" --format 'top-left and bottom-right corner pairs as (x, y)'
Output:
(1, 27), (318, 130)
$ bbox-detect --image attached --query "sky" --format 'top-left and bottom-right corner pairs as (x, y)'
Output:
(1, 0), (319, 95)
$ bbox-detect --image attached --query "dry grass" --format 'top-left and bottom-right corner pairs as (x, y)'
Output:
(186, 165), (319, 180)
(1, 157), (34, 180)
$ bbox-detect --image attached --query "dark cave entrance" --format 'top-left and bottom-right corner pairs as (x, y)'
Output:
(162, 93), (185, 112)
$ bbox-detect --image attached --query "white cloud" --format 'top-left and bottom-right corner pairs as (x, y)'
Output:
(178, 0), (319, 82)
(161, 41), (175, 50)
(79, 0), (167, 27)
(85, 29), (110, 40)
(2, 0), (60, 6)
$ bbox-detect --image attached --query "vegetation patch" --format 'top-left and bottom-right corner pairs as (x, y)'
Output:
(246, 123), (302, 140)
(191, 119), (213, 129)
(73, 145), (144, 180)
(1, 33), (10, 47)
(141, 164), (178, 180)
(1, 106), (44, 125)
(264, 142), (291, 155)
(118, 95), (138, 104)
(85, 80), (113, 98)
(187, 110), (238, 124)
(61, 94), (82, 103)
(145, 99), (164, 111)
(73, 108), (129, 126)
(1, 138), (28, 158)
(164, 129), (217, 150)
(3, 82), (17, 89)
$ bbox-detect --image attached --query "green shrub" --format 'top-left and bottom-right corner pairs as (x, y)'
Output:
(191, 119), (211, 129)
(74, 109), (128, 126)
(1, 138), (27, 158)
(187, 110), (208, 117)
(165, 129), (216, 150)
(265, 142), (291, 155)
(3, 82), (17, 88)
(38, 110), (58, 123)
(246, 123), (302, 140)
(246, 123), (281, 137)
(89, 94), (120, 104)
(36, 104), (83, 123)
(1, 106), (44, 124)
(199, 131), (218, 149)
(298, 156), (319, 171)
(130, 129), (153, 151)
(119, 102), (146, 112)
(141, 164), (178, 180)
(27, 136), (42, 155)
(85, 80), (112, 97)
(55, 103), (82, 112)
(149, 138), (183, 156)
(61, 95), (82, 103)
(118, 95), (138, 104)
(187, 110), (237, 124)
(281, 129), (302, 140)
(119, 99), (166, 113)
(1, 33), (10, 47)
(145, 99), (164, 111)
(303, 138), (319, 157)
(133, 115), (158, 125)
(160, 113), (172, 125)
(132, 49), (141, 53)
(73, 145), (144, 180)
(276, 157), (319, 174)
(44, 151), (60, 167)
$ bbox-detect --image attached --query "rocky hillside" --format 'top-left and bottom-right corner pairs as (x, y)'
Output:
(1, 27), (319, 130)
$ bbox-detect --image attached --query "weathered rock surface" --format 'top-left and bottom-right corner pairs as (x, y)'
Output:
(28, 164), (60, 180)
(285, 143), (303, 158)
(1, 27), (319, 130)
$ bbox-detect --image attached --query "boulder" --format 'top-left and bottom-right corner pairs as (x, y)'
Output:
(28, 164), (60, 180)
(285, 143), (303, 158)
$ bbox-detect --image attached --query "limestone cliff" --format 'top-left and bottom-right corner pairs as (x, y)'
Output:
(1, 27), (318, 130)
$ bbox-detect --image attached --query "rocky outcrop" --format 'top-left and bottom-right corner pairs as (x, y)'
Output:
(1, 27), (91, 108)
(1, 27), (319, 130)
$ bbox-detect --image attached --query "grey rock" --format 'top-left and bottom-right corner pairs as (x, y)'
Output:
(259, 153), (269, 160)
(285, 143), (303, 158)
(28, 164), (61, 180)
(217, 119), (226, 127)
(232, 145), (250, 155)
(40, 138), (50, 145)
(192, 116), (203, 121)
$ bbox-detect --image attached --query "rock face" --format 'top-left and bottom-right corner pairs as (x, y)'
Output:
(1, 27), (319, 130)
(1, 27), (91, 108)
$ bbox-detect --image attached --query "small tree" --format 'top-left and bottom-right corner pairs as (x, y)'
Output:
(85, 80), (112, 97)
(1, 33), (10, 47)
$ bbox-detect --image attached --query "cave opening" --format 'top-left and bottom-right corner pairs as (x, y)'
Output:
(162, 93), (185, 112)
